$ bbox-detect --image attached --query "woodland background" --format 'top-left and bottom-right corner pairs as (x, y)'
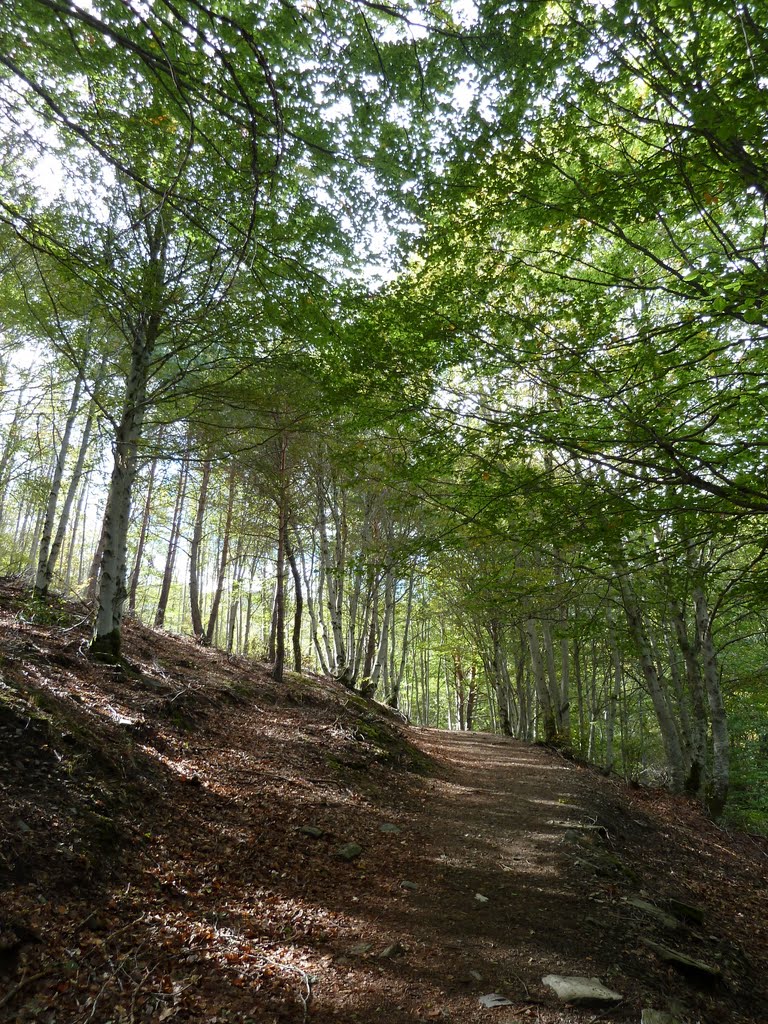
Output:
(1, 0), (767, 829)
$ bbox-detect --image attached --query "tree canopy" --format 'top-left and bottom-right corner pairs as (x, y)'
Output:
(1, 0), (768, 826)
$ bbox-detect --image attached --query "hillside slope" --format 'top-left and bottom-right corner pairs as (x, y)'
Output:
(1, 580), (767, 1024)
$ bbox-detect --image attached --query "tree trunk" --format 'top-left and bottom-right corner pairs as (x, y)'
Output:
(363, 582), (379, 680)
(617, 574), (687, 792)
(526, 618), (557, 742)
(286, 528), (303, 674)
(189, 459), (211, 640)
(317, 470), (347, 678)
(293, 527), (329, 674)
(205, 463), (236, 646)
(670, 601), (708, 798)
(370, 569), (394, 694)
(466, 665), (477, 731)
(490, 622), (513, 736)
(226, 534), (245, 654)
(389, 568), (415, 709)
(65, 471), (90, 589)
(47, 365), (104, 594)
(693, 583), (730, 817)
(0, 378), (29, 529)
(606, 613), (623, 773)
(128, 455), (158, 615)
(35, 364), (86, 596)
(154, 457), (189, 628)
(91, 377), (150, 659)
(91, 223), (166, 660)
(272, 440), (287, 683)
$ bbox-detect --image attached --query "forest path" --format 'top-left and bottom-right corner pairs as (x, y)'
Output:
(3, 595), (766, 1024)
(371, 728), (635, 1022)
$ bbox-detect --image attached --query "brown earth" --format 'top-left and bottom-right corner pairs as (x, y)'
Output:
(1, 579), (767, 1024)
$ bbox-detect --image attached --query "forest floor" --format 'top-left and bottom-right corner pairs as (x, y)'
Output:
(1, 580), (767, 1024)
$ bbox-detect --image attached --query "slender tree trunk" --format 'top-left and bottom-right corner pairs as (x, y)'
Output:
(317, 470), (347, 677)
(0, 380), (29, 529)
(315, 519), (336, 670)
(466, 665), (477, 731)
(272, 439), (287, 682)
(617, 574), (686, 792)
(86, 497), (109, 603)
(370, 569), (394, 693)
(35, 366), (86, 596)
(47, 366), (104, 592)
(286, 529), (303, 674)
(363, 582), (379, 679)
(670, 601), (708, 797)
(574, 637), (586, 753)
(693, 583), (730, 817)
(606, 613), (623, 773)
(128, 455), (158, 615)
(226, 534), (244, 654)
(154, 457), (189, 628)
(189, 459), (211, 640)
(453, 652), (466, 730)
(65, 472), (90, 589)
(205, 464), (236, 646)
(490, 622), (513, 736)
(389, 568), (415, 709)
(526, 618), (557, 742)
(294, 528), (329, 674)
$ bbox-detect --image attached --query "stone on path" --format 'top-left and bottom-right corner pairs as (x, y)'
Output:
(299, 825), (325, 838)
(542, 975), (623, 1006)
(379, 941), (406, 958)
(400, 880), (418, 891)
(337, 842), (363, 861)
(641, 1010), (680, 1024)
(474, 893), (489, 903)
(379, 823), (401, 834)
(478, 993), (514, 1008)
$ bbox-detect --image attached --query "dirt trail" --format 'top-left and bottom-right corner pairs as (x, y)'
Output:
(2, 596), (767, 1024)
(330, 727), (766, 1024)
(346, 729), (631, 1024)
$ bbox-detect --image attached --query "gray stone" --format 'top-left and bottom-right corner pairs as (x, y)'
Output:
(400, 880), (418, 891)
(379, 941), (405, 959)
(478, 993), (513, 1008)
(337, 842), (363, 861)
(641, 1011), (679, 1024)
(15, 819), (31, 834)
(467, 969), (483, 982)
(379, 823), (401, 834)
(474, 893), (490, 904)
(625, 897), (680, 930)
(299, 825), (325, 838)
(640, 939), (720, 977)
(542, 975), (623, 1006)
